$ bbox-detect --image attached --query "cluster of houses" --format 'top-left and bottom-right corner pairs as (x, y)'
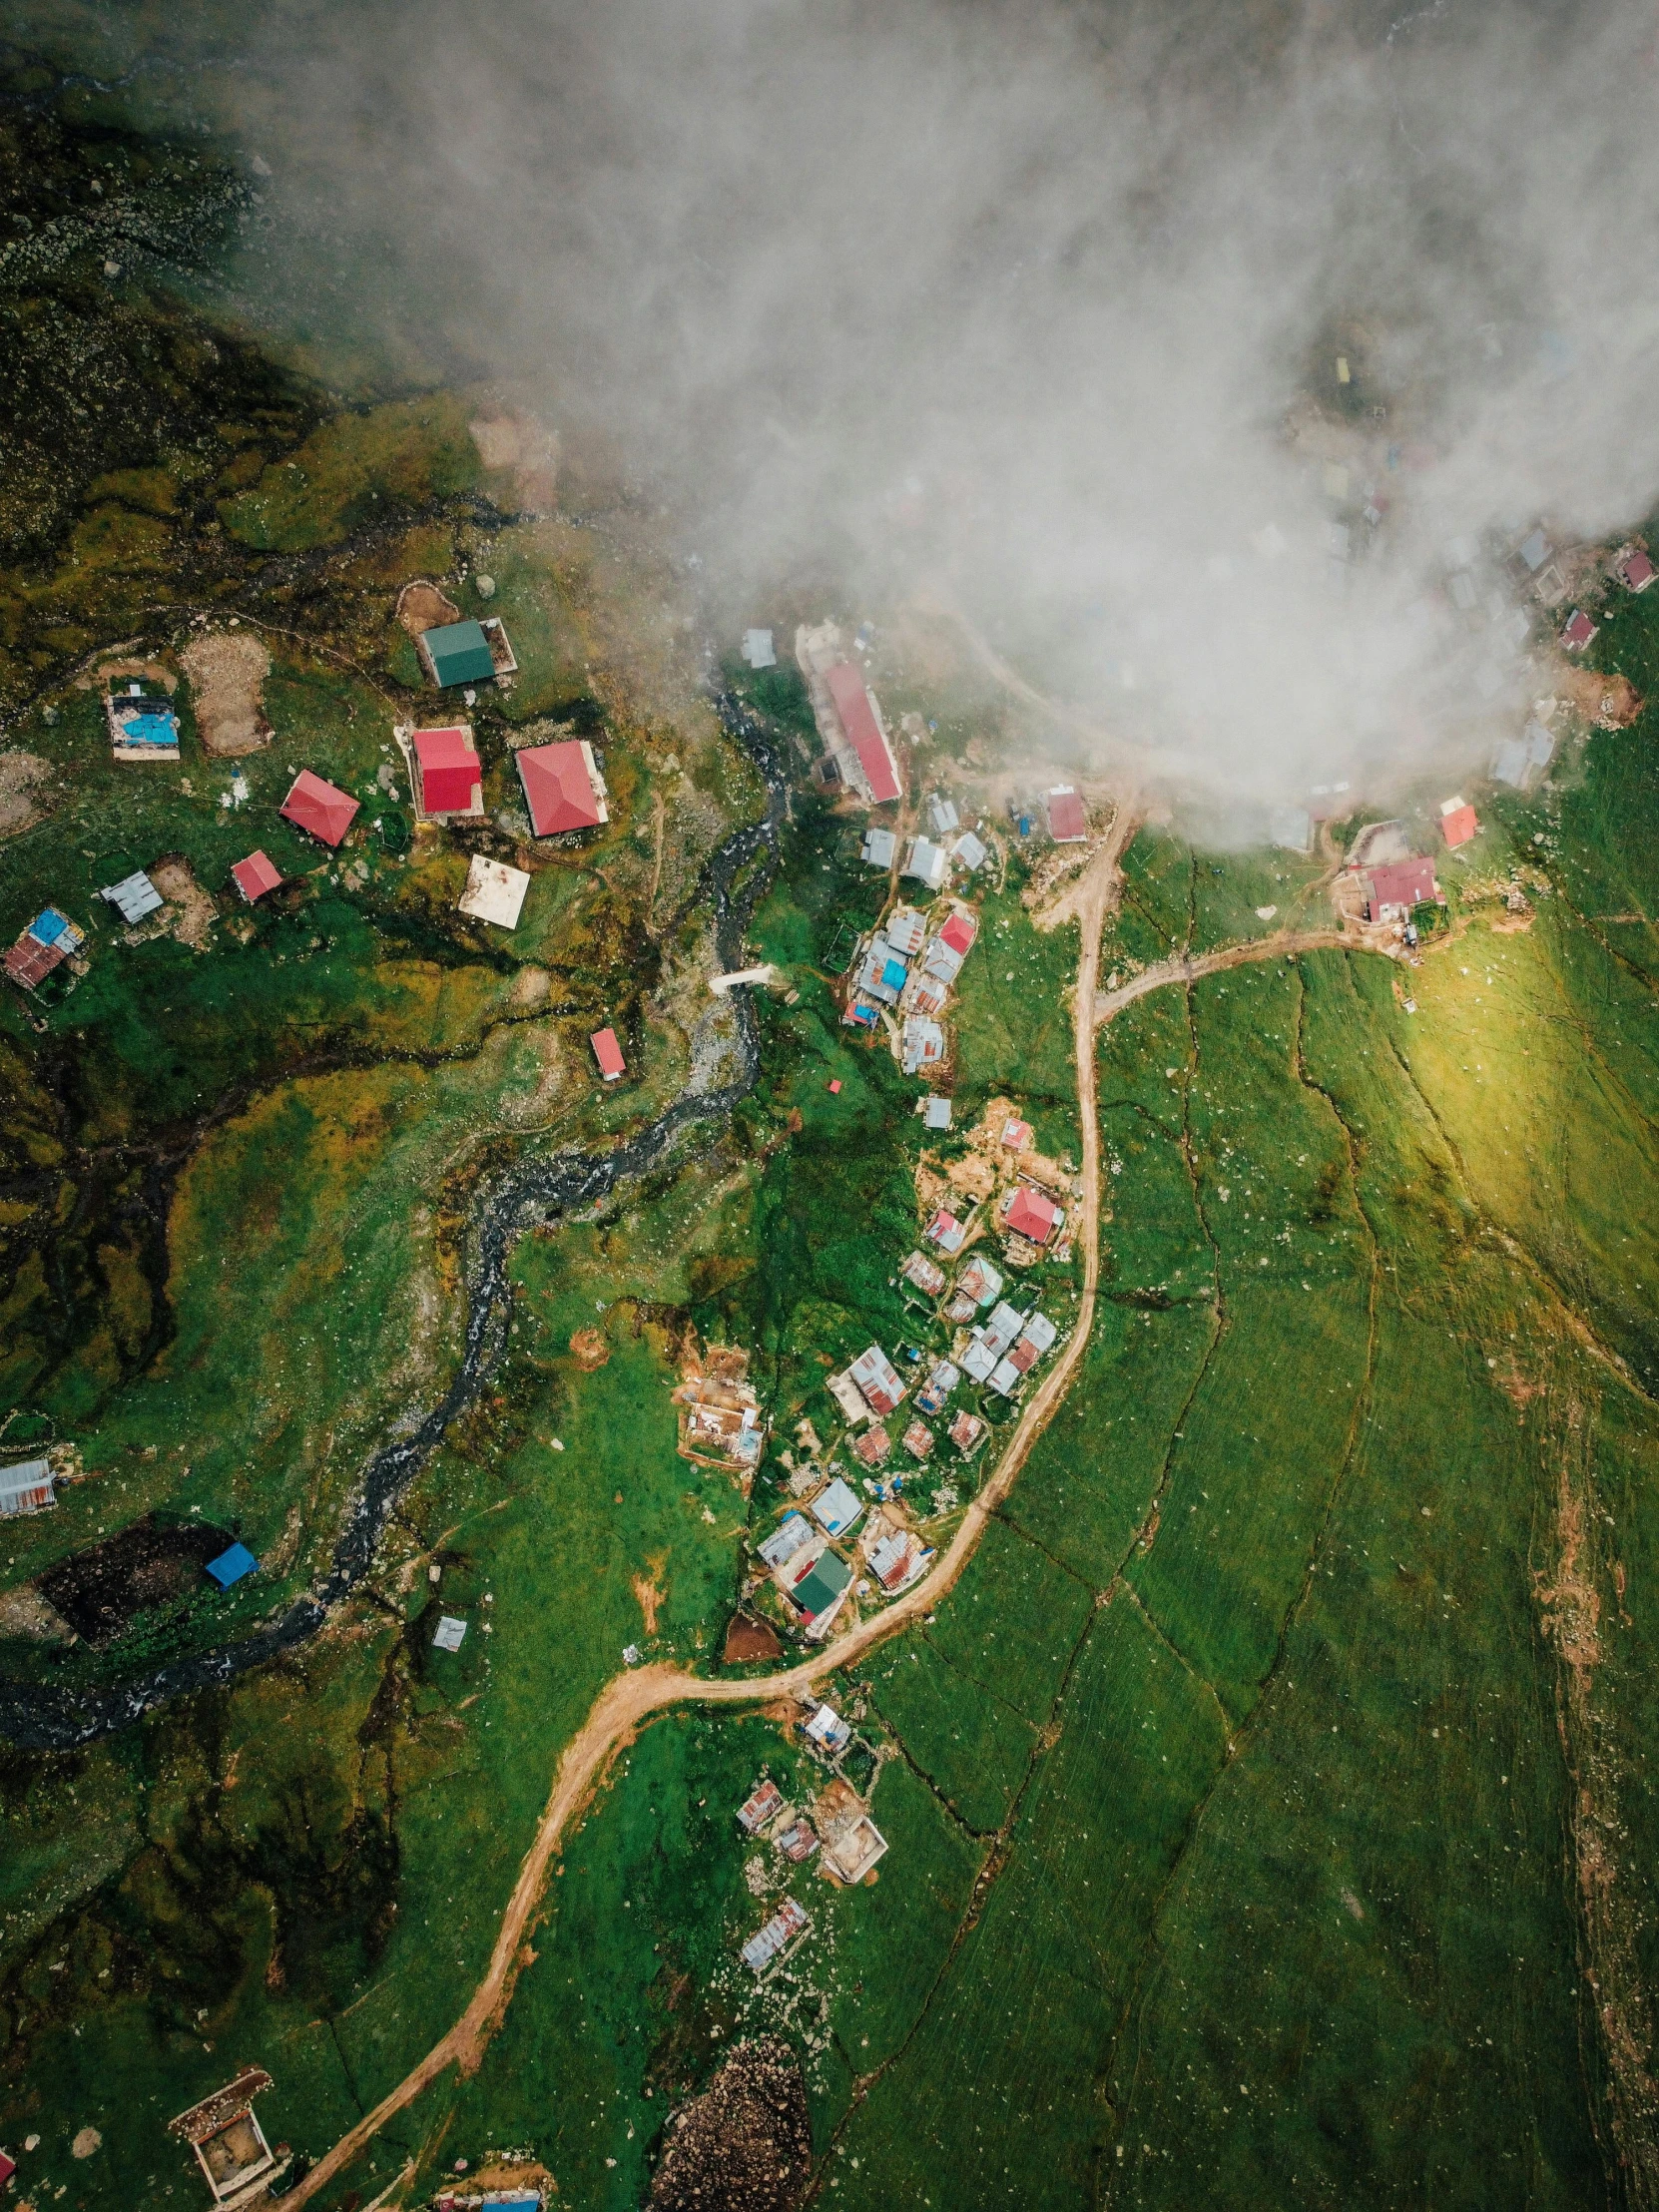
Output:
(844, 897), (980, 1079)
(13, 606), (633, 1083)
(735, 1696), (889, 1978)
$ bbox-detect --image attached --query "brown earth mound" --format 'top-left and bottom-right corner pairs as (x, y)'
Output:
(150, 855), (219, 949)
(570, 1327), (611, 1370)
(180, 631), (273, 756)
(1556, 665), (1641, 729)
(37, 1514), (235, 1646)
(395, 580), (461, 637)
(649, 2037), (812, 2212)
(723, 1613), (782, 1665)
(0, 749), (53, 836)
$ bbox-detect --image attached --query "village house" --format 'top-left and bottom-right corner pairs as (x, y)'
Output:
(1360, 856), (1438, 922)
(418, 616), (517, 689)
(279, 770), (359, 848)
(923, 1096), (951, 1131)
(674, 1346), (765, 1471)
(743, 628), (777, 668)
(407, 724), (484, 819)
(924, 1206), (967, 1254)
(1491, 719), (1557, 791)
(742, 1895), (810, 1974)
(1613, 545), (1656, 592)
(816, 1783), (889, 1885)
(457, 854), (530, 929)
(849, 1343), (907, 1416)
(916, 1358), (959, 1414)
(1045, 786), (1087, 842)
(955, 1255), (1004, 1308)
(828, 1369), (871, 1424)
(5, 907), (84, 992)
(811, 1476), (864, 1538)
(901, 1016), (945, 1076)
(779, 1541), (853, 1638)
(230, 851), (282, 904)
(1001, 1118), (1032, 1151)
(900, 1250), (946, 1298)
(776, 1816), (819, 1862)
(902, 835), (948, 891)
(206, 1543), (259, 1589)
(953, 828), (987, 871)
(860, 827), (896, 867)
(100, 869), (164, 924)
(824, 662), (902, 804)
(805, 1702), (853, 1756)
(737, 1778), (786, 1835)
(106, 682), (181, 761)
(759, 1513), (816, 1571)
(949, 1408), (987, 1454)
(900, 1416), (935, 1459)
(1438, 797), (1480, 849)
(864, 1514), (933, 1595)
(516, 736), (608, 836)
(885, 906), (927, 957)
(1559, 608), (1598, 652)
(1001, 1185), (1064, 1247)
(168, 2069), (286, 2207)
(850, 1424), (892, 1469)
(0, 1459), (56, 1516)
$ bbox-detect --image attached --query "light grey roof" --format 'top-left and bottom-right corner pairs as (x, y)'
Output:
(860, 828), (896, 867)
(952, 830), (987, 871)
(923, 1096), (952, 1130)
(100, 870), (164, 924)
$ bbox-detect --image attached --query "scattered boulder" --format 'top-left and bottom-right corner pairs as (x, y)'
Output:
(649, 2037), (812, 2211)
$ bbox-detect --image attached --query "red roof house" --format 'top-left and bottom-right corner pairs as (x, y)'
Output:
(411, 726), (482, 817)
(1560, 608), (1598, 651)
(826, 664), (901, 804)
(1439, 804), (1479, 849)
(1045, 787), (1087, 841)
(279, 770), (359, 847)
(938, 910), (977, 956)
(590, 1026), (626, 1081)
(517, 738), (609, 836)
(1616, 548), (1656, 593)
(1003, 1185), (1063, 1245)
(231, 850), (282, 904)
(1363, 858), (1438, 918)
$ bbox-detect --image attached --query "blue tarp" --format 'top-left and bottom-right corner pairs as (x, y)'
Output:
(119, 709), (179, 747)
(28, 908), (70, 946)
(206, 1541), (259, 1589)
(880, 956), (907, 992)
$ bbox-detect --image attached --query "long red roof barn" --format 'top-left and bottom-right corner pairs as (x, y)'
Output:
(517, 739), (608, 836)
(591, 1026), (626, 1080)
(279, 770), (359, 848)
(231, 850), (282, 903)
(412, 726), (482, 816)
(1365, 858), (1437, 913)
(1004, 1185), (1062, 1245)
(826, 664), (901, 804)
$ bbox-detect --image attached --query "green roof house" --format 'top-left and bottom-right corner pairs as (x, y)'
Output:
(419, 619), (498, 689)
(783, 1544), (852, 1640)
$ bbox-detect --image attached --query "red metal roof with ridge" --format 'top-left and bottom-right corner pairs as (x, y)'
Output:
(938, 910), (976, 955)
(1046, 788), (1087, 840)
(231, 850), (282, 902)
(1004, 1186), (1061, 1244)
(590, 1026), (626, 1078)
(279, 769), (359, 847)
(517, 739), (605, 835)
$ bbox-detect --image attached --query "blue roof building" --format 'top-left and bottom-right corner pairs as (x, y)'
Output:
(205, 1542), (259, 1589)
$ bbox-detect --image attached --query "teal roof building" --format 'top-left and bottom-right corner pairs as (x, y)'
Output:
(421, 619), (496, 688)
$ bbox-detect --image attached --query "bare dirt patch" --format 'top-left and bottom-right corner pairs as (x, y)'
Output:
(569, 1327), (611, 1371)
(1554, 664), (1642, 730)
(77, 655), (175, 695)
(0, 1582), (72, 1643)
(180, 631), (273, 756)
(149, 855), (219, 949)
(723, 1612), (783, 1665)
(648, 2036), (812, 2212)
(633, 1565), (665, 1636)
(394, 580), (460, 638)
(0, 749), (54, 836)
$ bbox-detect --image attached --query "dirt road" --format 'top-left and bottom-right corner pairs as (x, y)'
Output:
(1094, 924), (1396, 1027)
(282, 827), (1129, 2212)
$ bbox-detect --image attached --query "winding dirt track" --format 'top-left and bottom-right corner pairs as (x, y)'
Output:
(280, 816), (1145, 2209)
(1092, 924), (1394, 1027)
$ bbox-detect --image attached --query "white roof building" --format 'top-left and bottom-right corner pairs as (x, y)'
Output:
(743, 628), (777, 669)
(759, 1512), (816, 1569)
(806, 1702), (853, 1752)
(901, 1017), (945, 1075)
(861, 828), (896, 867)
(457, 853), (531, 929)
(811, 1476), (864, 1537)
(927, 795), (959, 835)
(952, 830), (987, 871)
(884, 906), (927, 956)
(923, 1096), (952, 1130)
(959, 1334), (998, 1382)
(100, 870), (164, 924)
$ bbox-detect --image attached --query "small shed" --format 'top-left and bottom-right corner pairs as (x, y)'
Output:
(953, 829), (987, 871)
(205, 1543), (258, 1590)
(1560, 609), (1598, 652)
(279, 771), (359, 848)
(804, 1702), (852, 1754)
(432, 1615), (468, 1651)
(742, 629), (777, 669)
(922, 1096), (951, 1131)
(231, 851), (282, 904)
(109, 692), (182, 761)
(5, 908), (84, 991)
(100, 870), (164, 924)
(0, 1459), (56, 1516)
(1438, 798), (1479, 849)
(590, 1027), (626, 1081)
